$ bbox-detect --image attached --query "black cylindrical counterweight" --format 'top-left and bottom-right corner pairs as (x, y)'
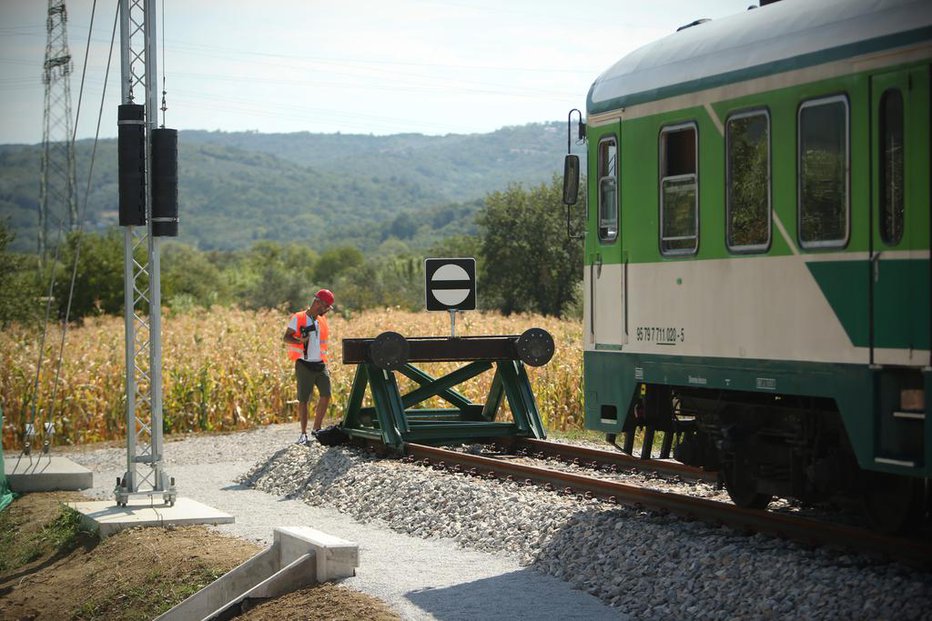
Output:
(117, 104), (146, 226)
(151, 127), (178, 237)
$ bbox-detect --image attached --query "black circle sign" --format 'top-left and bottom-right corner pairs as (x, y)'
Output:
(424, 257), (476, 311)
(515, 328), (555, 367)
(370, 331), (410, 371)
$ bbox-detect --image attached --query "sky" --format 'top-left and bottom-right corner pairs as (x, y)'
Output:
(0, 0), (751, 145)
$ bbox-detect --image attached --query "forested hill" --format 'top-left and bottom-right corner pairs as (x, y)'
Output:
(0, 121), (572, 253)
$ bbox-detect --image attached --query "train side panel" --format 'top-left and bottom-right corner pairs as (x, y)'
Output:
(583, 50), (931, 481)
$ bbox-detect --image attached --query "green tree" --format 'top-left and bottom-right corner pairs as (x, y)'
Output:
(476, 177), (583, 317)
(427, 234), (480, 259)
(53, 229), (128, 319)
(313, 245), (364, 284)
(227, 241), (318, 311)
(0, 219), (43, 326)
(162, 242), (229, 309)
(387, 211), (418, 240)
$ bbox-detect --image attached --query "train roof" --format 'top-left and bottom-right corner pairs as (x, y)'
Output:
(587, 0), (932, 115)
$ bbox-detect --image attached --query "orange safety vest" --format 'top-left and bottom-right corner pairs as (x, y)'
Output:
(286, 312), (329, 363)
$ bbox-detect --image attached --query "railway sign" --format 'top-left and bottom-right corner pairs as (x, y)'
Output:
(425, 257), (476, 311)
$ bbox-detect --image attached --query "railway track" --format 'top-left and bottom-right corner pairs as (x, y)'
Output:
(504, 437), (718, 484)
(403, 441), (932, 568)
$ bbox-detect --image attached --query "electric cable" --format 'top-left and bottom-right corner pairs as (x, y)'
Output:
(160, 0), (167, 126)
(23, 216), (65, 452)
(23, 0), (114, 453)
(47, 0), (118, 447)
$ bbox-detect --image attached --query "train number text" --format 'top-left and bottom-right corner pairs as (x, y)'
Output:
(635, 326), (685, 345)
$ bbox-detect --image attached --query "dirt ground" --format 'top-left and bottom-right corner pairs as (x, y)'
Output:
(0, 492), (400, 621)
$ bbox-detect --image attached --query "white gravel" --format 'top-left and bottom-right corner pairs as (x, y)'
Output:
(67, 423), (620, 620)
(68, 423), (932, 621)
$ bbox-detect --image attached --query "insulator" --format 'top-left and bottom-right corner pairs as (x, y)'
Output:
(117, 104), (145, 226)
(151, 128), (178, 237)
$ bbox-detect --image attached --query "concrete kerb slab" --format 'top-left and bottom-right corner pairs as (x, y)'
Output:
(276, 526), (359, 582)
(4, 455), (93, 492)
(69, 496), (234, 537)
(156, 526), (359, 621)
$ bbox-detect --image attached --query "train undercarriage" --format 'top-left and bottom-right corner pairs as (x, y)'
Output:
(618, 384), (930, 533)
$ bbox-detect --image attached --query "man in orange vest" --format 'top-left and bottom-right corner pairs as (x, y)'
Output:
(283, 289), (334, 445)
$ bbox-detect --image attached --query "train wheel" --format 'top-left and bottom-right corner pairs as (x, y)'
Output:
(722, 453), (773, 510)
(861, 471), (921, 534)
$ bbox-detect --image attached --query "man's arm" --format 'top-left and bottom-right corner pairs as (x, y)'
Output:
(283, 328), (306, 344)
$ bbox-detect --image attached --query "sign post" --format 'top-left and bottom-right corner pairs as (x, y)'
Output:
(424, 257), (476, 337)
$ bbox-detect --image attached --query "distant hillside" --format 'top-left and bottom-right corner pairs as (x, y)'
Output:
(0, 122), (573, 253)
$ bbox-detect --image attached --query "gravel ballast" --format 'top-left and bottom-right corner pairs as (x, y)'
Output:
(70, 423), (932, 620)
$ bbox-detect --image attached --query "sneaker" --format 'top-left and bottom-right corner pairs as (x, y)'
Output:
(311, 429), (320, 438)
(295, 433), (308, 446)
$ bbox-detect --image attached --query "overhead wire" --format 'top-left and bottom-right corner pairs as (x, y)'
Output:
(25, 0), (83, 446)
(48, 0), (118, 444)
(160, 0), (167, 125)
(27, 0), (117, 452)
(25, 211), (66, 451)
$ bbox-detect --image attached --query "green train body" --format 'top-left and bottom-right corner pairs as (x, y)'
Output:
(572, 0), (931, 529)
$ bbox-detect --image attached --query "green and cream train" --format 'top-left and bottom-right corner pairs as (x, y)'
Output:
(564, 0), (931, 530)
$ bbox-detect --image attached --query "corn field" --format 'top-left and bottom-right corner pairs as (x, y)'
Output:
(1, 308), (585, 449)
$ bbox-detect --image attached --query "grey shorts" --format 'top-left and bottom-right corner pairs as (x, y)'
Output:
(295, 360), (331, 402)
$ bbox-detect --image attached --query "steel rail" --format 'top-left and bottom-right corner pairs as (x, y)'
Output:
(507, 438), (719, 483)
(405, 442), (932, 569)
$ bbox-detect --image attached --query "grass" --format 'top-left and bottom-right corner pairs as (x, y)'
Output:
(0, 502), (96, 573)
(73, 567), (228, 621)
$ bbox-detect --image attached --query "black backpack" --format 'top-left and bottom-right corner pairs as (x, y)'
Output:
(315, 425), (348, 447)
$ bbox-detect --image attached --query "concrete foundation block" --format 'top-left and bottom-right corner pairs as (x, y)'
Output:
(156, 526), (359, 621)
(5, 455), (93, 492)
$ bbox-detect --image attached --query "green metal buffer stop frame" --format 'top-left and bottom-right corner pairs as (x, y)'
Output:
(340, 329), (555, 451)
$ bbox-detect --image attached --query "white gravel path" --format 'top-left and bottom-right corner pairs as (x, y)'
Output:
(66, 423), (932, 621)
(67, 423), (623, 621)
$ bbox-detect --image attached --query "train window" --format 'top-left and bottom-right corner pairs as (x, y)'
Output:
(660, 123), (698, 255)
(726, 111), (770, 252)
(798, 96), (849, 248)
(879, 89), (904, 246)
(598, 136), (618, 242)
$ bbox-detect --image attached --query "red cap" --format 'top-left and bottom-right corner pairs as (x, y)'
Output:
(315, 288), (334, 307)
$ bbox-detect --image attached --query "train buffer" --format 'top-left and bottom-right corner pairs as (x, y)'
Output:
(340, 329), (555, 451)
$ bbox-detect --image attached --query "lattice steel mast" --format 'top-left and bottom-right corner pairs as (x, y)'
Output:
(116, 0), (175, 505)
(39, 0), (77, 258)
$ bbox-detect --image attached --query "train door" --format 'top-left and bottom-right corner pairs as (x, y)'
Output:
(587, 129), (625, 349)
(869, 67), (930, 366)
(868, 67), (930, 480)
